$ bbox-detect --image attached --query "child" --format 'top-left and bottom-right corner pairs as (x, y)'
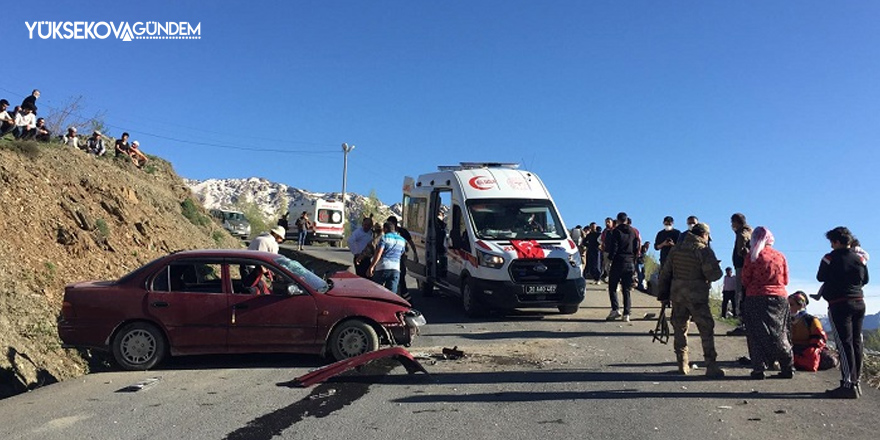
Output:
(788, 291), (836, 371)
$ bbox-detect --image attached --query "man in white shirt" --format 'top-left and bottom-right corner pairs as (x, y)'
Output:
(348, 217), (374, 277)
(62, 127), (80, 150)
(248, 226), (285, 254)
(13, 107), (36, 140)
(0, 99), (14, 137)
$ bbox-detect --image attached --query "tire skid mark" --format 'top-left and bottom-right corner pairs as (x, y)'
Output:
(223, 363), (394, 440)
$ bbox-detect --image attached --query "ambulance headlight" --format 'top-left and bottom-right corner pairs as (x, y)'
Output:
(478, 250), (505, 269)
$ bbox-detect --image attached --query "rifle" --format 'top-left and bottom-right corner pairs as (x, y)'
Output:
(649, 302), (670, 344)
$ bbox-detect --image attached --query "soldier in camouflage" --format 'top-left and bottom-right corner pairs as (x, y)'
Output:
(658, 222), (725, 378)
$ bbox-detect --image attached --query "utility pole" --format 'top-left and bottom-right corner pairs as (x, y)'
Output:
(341, 142), (355, 224)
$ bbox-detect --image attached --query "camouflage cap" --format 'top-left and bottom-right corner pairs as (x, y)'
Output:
(692, 222), (711, 236)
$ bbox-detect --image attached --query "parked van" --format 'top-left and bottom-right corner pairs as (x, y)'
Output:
(402, 163), (585, 316)
(287, 198), (345, 247)
(209, 209), (251, 239)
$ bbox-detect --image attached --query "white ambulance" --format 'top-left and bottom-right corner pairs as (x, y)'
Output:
(287, 198), (346, 247)
(402, 163), (585, 316)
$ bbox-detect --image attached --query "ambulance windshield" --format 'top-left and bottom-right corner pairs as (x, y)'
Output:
(467, 199), (564, 240)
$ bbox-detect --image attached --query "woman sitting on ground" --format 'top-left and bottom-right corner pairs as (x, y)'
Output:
(788, 291), (835, 372)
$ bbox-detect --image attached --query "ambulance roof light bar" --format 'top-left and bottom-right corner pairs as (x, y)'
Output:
(437, 162), (521, 171)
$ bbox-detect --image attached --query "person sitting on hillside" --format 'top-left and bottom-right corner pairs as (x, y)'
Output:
(86, 131), (106, 156)
(0, 99), (15, 137)
(114, 132), (131, 158)
(129, 141), (148, 168)
(61, 127), (80, 150)
(13, 106), (37, 140)
(788, 291), (837, 372)
(34, 118), (51, 142)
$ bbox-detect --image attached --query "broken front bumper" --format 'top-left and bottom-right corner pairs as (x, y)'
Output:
(389, 309), (426, 346)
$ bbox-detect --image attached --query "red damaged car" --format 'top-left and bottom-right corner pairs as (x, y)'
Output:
(58, 250), (425, 370)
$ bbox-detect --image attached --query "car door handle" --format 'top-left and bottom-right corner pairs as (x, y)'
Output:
(150, 301), (169, 308)
(232, 304), (249, 310)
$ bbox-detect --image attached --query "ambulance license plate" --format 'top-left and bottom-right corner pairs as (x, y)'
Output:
(525, 285), (556, 294)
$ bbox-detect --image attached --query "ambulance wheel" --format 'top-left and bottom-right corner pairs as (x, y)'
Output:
(462, 278), (488, 318)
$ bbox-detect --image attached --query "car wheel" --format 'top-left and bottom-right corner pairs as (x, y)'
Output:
(328, 320), (379, 361)
(420, 279), (434, 297)
(112, 322), (166, 370)
(558, 305), (579, 315)
(462, 278), (487, 318)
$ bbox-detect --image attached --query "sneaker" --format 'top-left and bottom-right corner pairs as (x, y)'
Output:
(825, 386), (858, 399)
(606, 310), (622, 321)
(622, 314), (631, 322)
(750, 371), (766, 380)
(772, 369), (794, 379)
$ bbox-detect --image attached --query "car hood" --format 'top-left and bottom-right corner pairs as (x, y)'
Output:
(324, 272), (411, 307)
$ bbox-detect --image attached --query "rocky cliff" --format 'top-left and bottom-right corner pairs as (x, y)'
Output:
(0, 140), (241, 399)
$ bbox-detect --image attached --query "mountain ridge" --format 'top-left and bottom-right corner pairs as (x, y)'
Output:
(185, 177), (402, 227)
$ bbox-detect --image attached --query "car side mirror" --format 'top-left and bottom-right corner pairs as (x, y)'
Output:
(286, 283), (305, 296)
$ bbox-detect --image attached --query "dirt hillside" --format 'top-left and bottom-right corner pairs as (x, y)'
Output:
(0, 140), (242, 399)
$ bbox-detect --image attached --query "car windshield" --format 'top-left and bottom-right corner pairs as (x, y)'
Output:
(225, 212), (245, 221)
(468, 199), (564, 240)
(274, 256), (329, 293)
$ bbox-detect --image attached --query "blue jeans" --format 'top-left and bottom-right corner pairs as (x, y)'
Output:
(373, 269), (400, 294)
(298, 230), (307, 246)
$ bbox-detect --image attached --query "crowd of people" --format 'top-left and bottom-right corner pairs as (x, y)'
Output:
(347, 215), (417, 302)
(2, 89), (149, 169)
(571, 212), (870, 399)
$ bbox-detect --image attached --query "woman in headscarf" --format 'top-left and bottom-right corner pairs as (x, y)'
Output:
(741, 226), (793, 379)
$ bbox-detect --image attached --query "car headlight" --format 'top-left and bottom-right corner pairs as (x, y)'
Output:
(478, 250), (505, 269)
(402, 310), (426, 327)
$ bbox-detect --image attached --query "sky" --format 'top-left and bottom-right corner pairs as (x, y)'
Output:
(4, 1), (878, 314)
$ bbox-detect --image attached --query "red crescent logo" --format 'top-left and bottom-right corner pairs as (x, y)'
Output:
(469, 176), (496, 190)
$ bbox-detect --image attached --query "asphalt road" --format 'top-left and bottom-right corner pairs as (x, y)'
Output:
(1, 243), (876, 440)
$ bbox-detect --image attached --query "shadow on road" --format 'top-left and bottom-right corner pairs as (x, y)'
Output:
(149, 353), (328, 371)
(389, 388), (822, 403)
(426, 330), (648, 340)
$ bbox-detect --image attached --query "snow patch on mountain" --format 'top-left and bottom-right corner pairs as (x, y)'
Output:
(185, 177), (401, 224)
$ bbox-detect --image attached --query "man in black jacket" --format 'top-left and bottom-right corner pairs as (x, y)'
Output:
(605, 212), (640, 322)
(817, 226), (870, 399)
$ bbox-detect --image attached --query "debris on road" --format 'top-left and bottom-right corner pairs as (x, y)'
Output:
(116, 377), (160, 393)
(442, 346), (465, 360)
(291, 347), (428, 388)
(309, 389), (337, 400)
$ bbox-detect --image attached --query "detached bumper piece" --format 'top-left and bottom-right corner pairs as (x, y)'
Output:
(292, 347), (429, 388)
